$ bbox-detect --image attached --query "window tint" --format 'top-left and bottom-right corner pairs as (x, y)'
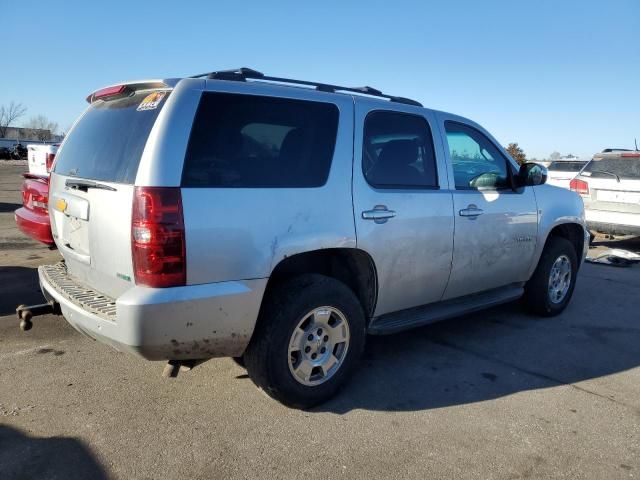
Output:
(54, 90), (168, 184)
(444, 121), (510, 190)
(548, 161), (587, 172)
(182, 93), (339, 188)
(362, 111), (437, 188)
(583, 157), (640, 179)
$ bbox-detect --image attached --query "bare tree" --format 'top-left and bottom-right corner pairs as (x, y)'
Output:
(0, 102), (27, 138)
(25, 115), (59, 141)
(505, 142), (527, 165)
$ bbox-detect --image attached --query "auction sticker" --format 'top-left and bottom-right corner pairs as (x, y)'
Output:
(137, 91), (167, 111)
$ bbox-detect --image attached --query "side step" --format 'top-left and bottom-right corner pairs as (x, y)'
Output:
(368, 285), (524, 335)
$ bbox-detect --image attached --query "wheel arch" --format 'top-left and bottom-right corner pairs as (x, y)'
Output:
(534, 222), (587, 275)
(263, 248), (378, 320)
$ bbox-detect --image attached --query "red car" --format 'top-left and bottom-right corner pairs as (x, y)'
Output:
(15, 173), (54, 246)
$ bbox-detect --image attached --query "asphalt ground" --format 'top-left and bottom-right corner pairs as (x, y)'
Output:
(1, 162), (639, 479)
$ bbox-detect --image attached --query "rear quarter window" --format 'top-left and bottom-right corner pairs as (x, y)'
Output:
(182, 92), (339, 188)
(54, 90), (168, 184)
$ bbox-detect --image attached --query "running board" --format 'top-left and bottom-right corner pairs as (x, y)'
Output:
(368, 285), (524, 335)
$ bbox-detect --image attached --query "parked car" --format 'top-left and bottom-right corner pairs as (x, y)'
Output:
(571, 150), (640, 236)
(0, 146), (11, 159)
(11, 142), (28, 160)
(14, 173), (54, 245)
(35, 68), (588, 408)
(27, 143), (59, 175)
(546, 160), (588, 189)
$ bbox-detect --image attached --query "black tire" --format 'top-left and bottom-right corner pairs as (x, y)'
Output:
(244, 274), (366, 409)
(231, 356), (245, 368)
(523, 236), (578, 316)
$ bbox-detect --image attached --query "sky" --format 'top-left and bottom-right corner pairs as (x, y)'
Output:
(2, 0), (639, 159)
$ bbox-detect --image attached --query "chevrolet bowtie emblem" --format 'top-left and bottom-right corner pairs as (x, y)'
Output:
(55, 198), (67, 213)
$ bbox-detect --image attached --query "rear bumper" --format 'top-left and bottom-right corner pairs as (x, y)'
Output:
(15, 207), (54, 245)
(585, 209), (640, 236)
(39, 262), (267, 361)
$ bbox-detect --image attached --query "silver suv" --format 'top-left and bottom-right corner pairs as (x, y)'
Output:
(38, 68), (588, 408)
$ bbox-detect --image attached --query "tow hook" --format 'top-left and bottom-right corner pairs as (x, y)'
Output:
(16, 302), (60, 331)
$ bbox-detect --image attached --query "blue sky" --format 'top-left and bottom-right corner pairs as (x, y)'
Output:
(2, 0), (638, 159)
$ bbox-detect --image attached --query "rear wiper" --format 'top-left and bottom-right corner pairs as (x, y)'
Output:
(591, 170), (620, 182)
(65, 179), (117, 191)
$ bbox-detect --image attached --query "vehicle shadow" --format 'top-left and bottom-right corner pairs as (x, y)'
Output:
(316, 266), (640, 413)
(0, 202), (21, 213)
(0, 266), (46, 316)
(0, 425), (109, 479)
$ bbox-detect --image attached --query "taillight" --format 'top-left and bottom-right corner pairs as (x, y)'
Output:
(570, 178), (589, 195)
(31, 192), (48, 212)
(22, 178), (48, 213)
(45, 153), (55, 172)
(132, 187), (186, 288)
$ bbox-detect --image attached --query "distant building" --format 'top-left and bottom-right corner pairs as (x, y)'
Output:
(0, 127), (63, 148)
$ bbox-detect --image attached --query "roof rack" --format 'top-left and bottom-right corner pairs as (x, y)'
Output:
(189, 67), (422, 107)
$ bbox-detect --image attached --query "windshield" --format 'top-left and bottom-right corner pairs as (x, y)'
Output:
(54, 90), (169, 184)
(583, 157), (640, 180)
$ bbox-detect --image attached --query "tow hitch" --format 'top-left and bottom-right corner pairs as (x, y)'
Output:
(16, 301), (60, 331)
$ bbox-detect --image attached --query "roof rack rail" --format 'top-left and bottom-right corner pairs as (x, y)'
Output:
(190, 67), (422, 107)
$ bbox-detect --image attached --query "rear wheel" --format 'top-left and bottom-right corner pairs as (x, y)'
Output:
(523, 236), (578, 316)
(244, 274), (365, 409)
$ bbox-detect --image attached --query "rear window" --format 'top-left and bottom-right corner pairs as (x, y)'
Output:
(53, 90), (169, 184)
(548, 161), (586, 172)
(182, 92), (339, 188)
(583, 158), (640, 179)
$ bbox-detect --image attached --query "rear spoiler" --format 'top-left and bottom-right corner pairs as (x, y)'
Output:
(85, 79), (177, 103)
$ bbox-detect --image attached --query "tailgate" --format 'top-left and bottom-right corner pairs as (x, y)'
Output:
(582, 156), (640, 216)
(49, 88), (170, 299)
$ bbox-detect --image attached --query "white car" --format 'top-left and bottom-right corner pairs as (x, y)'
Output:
(571, 151), (640, 236)
(546, 160), (588, 189)
(27, 144), (59, 176)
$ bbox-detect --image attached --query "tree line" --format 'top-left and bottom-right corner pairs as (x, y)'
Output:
(0, 101), (59, 141)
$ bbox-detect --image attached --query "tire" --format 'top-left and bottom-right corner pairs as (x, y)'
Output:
(244, 274), (366, 409)
(231, 356), (245, 368)
(523, 236), (578, 316)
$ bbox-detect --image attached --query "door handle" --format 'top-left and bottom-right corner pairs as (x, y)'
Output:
(362, 206), (396, 223)
(459, 205), (484, 218)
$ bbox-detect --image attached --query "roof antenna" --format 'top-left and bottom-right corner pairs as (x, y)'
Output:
(635, 138), (638, 151)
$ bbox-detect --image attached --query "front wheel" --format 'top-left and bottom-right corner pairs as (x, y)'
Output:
(523, 236), (578, 316)
(244, 274), (366, 409)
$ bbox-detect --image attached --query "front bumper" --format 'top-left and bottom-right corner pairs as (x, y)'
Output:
(39, 262), (267, 360)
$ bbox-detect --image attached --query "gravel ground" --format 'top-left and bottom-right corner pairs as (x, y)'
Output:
(0, 163), (639, 480)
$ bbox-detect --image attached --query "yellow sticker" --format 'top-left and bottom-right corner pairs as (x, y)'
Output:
(55, 198), (67, 212)
(137, 91), (166, 111)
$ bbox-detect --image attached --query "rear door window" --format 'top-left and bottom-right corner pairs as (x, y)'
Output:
(583, 158), (640, 180)
(182, 93), (339, 188)
(53, 90), (169, 184)
(362, 111), (438, 189)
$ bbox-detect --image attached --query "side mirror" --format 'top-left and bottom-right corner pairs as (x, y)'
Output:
(518, 162), (548, 187)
